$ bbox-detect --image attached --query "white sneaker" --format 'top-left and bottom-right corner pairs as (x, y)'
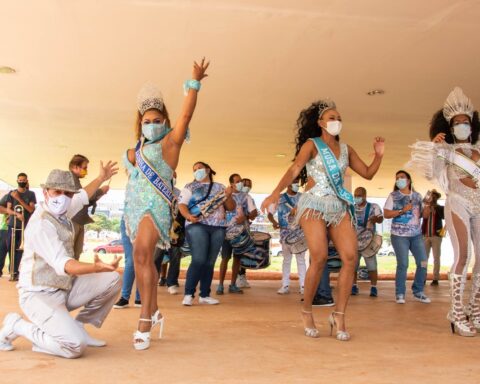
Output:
(199, 296), (220, 305)
(167, 286), (179, 295)
(299, 286), (304, 295)
(396, 294), (406, 304)
(413, 293), (431, 304)
(182, 295), (194, 306)
(0, 313), (21, 351)
(236, 275), (251, 288)
(277, 286), (290, 294)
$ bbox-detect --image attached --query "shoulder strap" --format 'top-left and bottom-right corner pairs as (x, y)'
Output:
(282, 193), (295, 209)
(188, 182), (214, 210)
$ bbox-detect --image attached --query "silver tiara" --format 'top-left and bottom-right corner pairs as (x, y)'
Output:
(317, 99), (336, 118)
(443, 87), (474, 123)
(137, 82), (164, 115)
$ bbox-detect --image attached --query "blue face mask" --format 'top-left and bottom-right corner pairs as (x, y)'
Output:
(242, 186), (251, 193)
(396, 178), (408, 190)
(194, 168), (207, 182)
(142, 121), (170, 141)
(354, 197), (363, 205)
(291, 183), (299, 193)
(235, 182), (244, 192)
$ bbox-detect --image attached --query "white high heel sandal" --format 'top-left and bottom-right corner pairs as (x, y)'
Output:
(328, 311), (351, 341)
(301, 310), (320, 338)
(133, 318), (152, 351)
(151, 310), (165, 339)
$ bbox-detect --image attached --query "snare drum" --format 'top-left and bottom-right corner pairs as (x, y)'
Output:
(357, 229), (382, 258)
(284, 226), (308, 254)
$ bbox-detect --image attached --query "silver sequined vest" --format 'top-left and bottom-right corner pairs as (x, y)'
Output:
(31, 211), (75, 290)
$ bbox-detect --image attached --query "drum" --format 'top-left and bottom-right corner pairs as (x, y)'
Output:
(358, 229), (382, 258)
(180, 241), (191, 256)
(252, 231), (271, 254)
(284, 226), (308, 254)
(226, 224), (256, 256)
(327, 244), (342, 272)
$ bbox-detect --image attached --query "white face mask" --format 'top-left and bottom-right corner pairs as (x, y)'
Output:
(453, 123), (471, 141)
(325, 120), (342, 136)
(291, 183), (299, 193)
(242, 186), (251, 193)
(46, 193), (72, 216)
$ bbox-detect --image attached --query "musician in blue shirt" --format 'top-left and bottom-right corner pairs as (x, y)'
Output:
(351, 187), (383, 297)
(267, 178), (306, 295)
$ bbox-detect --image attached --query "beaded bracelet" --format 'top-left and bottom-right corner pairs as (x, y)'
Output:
(183, 79), (201, 95)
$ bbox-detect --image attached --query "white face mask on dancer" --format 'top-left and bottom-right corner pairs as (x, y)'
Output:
(453, 123), (471, 141)
(46, 193), (72, 216)
(325, 120), (342, 136)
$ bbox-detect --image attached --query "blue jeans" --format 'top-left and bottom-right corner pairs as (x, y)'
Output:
(391, 234), (427, 296)
(120, 218), (140, 302)
(316, 263), (332, 299)
(185, 223), (225, 297)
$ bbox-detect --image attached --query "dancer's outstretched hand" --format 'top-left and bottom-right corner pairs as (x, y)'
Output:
(261, 194), (280, 214)
(373, 137), (385, 157)
(432, 133), (446, 143)
(193, 57), (210, 81)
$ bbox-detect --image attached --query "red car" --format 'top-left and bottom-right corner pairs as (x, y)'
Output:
(93, 239), (124, 254)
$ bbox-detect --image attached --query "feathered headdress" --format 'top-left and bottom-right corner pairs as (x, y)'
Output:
(442, 87), (474, 123)
(137, 82), (164, 115)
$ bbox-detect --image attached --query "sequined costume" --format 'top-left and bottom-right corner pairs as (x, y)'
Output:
(410, 141), (480, 332)
(296, 139), (350, 226)
(123, 140), (173, 249)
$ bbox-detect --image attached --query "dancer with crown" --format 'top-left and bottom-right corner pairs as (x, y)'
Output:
(124, 58), (210, 350)
(261, 99), (384, 341)
(409, 87), (480, 336)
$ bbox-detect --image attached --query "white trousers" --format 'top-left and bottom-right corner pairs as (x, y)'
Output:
(280, 241), (306, 287)
(18, 272), (121, 359)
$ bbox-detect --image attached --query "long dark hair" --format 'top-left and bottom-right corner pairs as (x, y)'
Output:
(193, 161), (216, 183)
(393, 170), (414, 192)
(294, 101), (339, 185)
(429, 109), (480, 144)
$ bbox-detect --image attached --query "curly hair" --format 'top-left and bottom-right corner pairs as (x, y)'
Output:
(429, 109), (480, 144)
(294, 101), (338, 185)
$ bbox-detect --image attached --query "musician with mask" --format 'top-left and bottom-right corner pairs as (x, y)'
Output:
(5, 172), (36, 281)
(217, 173), (256, 295)
(268, 177), (306, 295)
(179, 162), (235, 306)
(236, 177), (258, 289)
(0, 165), (121, 358)
(351, 187), (383, 297)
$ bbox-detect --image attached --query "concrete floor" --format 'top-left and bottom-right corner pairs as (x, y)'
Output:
(1, 277), (479, 384)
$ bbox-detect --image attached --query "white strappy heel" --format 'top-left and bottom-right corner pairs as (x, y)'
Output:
(328, 312), (351, 341)
(133, 318), (152, 351)
(151, 310), (165, 339)
(301, 310), (320, 338)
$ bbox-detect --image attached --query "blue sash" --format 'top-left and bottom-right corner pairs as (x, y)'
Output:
(135, 138), (176, 208)
(312, 137), (355, 220)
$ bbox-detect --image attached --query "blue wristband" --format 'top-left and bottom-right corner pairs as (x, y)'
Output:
(183, 79), (201, 95)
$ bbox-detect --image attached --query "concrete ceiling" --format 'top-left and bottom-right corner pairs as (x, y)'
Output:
(1, 0), (480, 196)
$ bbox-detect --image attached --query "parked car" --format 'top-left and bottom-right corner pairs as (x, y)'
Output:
(93, 239), (124, 254)
(378, 245), (395, 256)
(270, 238), (283, 257)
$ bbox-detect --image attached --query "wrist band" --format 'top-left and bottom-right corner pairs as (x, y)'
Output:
(183, 79), (201, 95)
